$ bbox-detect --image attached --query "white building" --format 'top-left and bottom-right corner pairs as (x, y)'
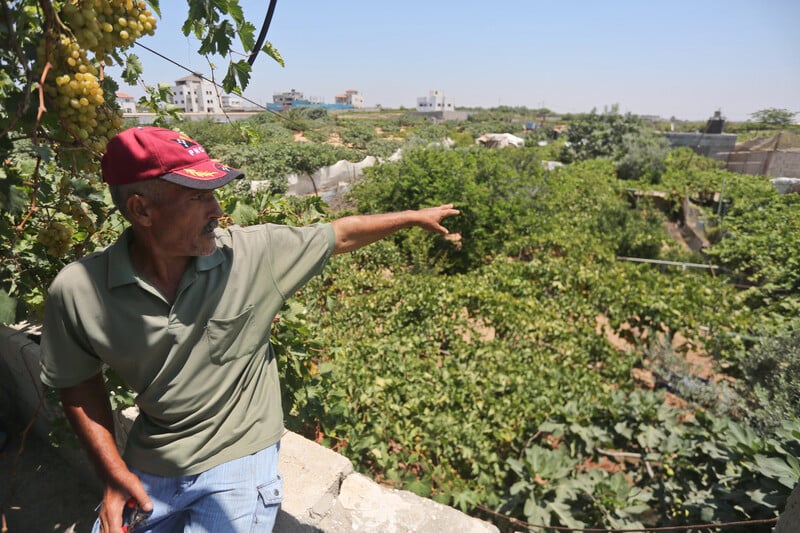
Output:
(335, 89), (365, 108)
(170, 75), (222, 114)
(116, 92), (137, 115)
(416, 89), (453, 112)
(220, 94), (243, 110)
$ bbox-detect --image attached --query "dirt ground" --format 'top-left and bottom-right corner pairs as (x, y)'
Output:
(0, 414), (99, 533)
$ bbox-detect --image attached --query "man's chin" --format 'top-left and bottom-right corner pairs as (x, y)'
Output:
(197, 233), (218, 255)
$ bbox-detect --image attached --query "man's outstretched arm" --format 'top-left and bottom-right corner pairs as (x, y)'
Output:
(332, 204), (460, 255)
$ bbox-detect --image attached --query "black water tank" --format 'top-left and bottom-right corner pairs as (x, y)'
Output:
(706, 110), (725, 134)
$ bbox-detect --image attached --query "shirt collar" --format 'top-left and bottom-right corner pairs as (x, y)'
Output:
(107, 227), (224, 289)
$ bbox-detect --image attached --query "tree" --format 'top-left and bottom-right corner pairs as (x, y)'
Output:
(558, 107), (647, 163)
(0, 1), (282, 323)
(615, 133), (671, 183)
(749, 108), (797, 127)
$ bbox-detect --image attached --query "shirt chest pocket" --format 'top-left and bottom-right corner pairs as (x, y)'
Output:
(204, 305), (262, 365)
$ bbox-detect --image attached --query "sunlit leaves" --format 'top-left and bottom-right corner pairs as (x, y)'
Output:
(262, 41), (284, 67)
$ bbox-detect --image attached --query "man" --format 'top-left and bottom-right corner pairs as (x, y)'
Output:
(39, 126), (459, 532)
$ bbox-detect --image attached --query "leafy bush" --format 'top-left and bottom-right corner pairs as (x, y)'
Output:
(213, 141), (359, 193)
(615, 133), (671, 183)
(339, 123), (377, 149)
(349, 146), (547, 272)
(505, 392), (799, 530)
(559, 107), (647, 163)
(733, 320), (800, 432)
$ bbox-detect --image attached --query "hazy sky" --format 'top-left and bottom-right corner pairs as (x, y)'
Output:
(109, 0), (800, 121)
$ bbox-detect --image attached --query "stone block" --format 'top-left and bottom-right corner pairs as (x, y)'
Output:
(318, 473), (498, 533)
(278, 431), (354, 527)
(776, 482), (800, 533)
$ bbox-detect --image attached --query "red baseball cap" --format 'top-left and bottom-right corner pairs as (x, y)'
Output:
(101, 126), (243, 189)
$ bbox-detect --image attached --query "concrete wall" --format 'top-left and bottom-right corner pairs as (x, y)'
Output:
(0, 323), (498, 533)
(722, 150), (800, 178)
(663, 131), (800, 178)
(411, 110), (469, 121)
(724, 150), (770, 175)
(766, 151), (800, 178)
(663, 132), (738, 161)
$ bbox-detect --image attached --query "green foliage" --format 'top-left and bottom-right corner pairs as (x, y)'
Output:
(615, 133), (671, 183)
(1, 142), (118, 321)
(504, 393), (798, 530)
(404, 124), (451, 147)
(559, 107), (649, 163)
(749, 108), (797, 127)
(364, 139), (403, 159)
(596, 199), (664, 258)
(136, 82), (182, 126)
(210, 141), (359, 193)
(731, 320), (800, 432)
(292, 140), (800, 529)
(349, 146), (553, 272)
(704, 191), (800, 309)
(172, 119), (257, 149)
(0, 0), (282, 324)
(297, 107), (330, 121)
(460, 119), (520, 138)
(338, 123), (377, 150)
(656, 157), (800, 318)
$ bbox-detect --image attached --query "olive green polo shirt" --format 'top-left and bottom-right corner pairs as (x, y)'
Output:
(40, 223), (335, 476)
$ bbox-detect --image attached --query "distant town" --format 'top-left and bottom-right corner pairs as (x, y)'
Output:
(116, 75), (464, 119)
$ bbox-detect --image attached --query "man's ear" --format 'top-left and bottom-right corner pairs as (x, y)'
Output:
(126, 194), (154, 227)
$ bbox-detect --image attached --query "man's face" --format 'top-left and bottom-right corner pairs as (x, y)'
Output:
(146, 182), (224, 257)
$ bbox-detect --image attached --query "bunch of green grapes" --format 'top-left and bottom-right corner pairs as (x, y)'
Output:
(39, 33), (113, 152)
(60, 0), (157, 63)
(37, 220), (74, 257)
(36, 0), (157, 157)
(59, 197), (96, 232)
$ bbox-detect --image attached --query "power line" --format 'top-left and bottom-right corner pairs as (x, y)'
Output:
(248, 0), (278, 67)
(132, 41), (289, 123)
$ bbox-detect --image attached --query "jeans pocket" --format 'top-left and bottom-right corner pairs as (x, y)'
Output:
(252, 474), (283, 531)
(257, 474), (283, 505)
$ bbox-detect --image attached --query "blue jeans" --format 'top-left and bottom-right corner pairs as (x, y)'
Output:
(92, 442), (283, 533)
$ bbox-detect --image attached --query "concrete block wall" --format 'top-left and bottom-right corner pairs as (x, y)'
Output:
(720, 150), (800, 178)
(768, 151), (800, 178)
(0, 323), (498, 533)
(663, 132), (737, 161)
(725, 150), (769, 175)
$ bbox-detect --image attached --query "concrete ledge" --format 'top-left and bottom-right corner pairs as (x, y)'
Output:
(0, 324), (498, 533)
(776, 482), (800, 532)
(277, 431), (354, 527)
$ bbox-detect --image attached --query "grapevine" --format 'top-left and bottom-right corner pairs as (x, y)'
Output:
(2, 0), (279, 323)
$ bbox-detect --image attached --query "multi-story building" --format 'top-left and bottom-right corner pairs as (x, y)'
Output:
(220, 94), (243, 111)
(170, 75), (222, 114)
(267, 89), (356, 112)
(416, 89), (453, 112)
(335, 89), (364, 109)
(272, 89), (320, 107)
(116, 92), (137, 115)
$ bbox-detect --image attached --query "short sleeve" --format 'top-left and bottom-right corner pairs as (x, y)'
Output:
(39, 272), (104, 388)
(266, 223), (335, 300)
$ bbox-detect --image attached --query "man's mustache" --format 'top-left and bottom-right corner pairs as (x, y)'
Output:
(203, 219), (219, 233)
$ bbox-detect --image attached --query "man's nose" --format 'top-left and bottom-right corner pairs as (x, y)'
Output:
(210, 197), (224, 218)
